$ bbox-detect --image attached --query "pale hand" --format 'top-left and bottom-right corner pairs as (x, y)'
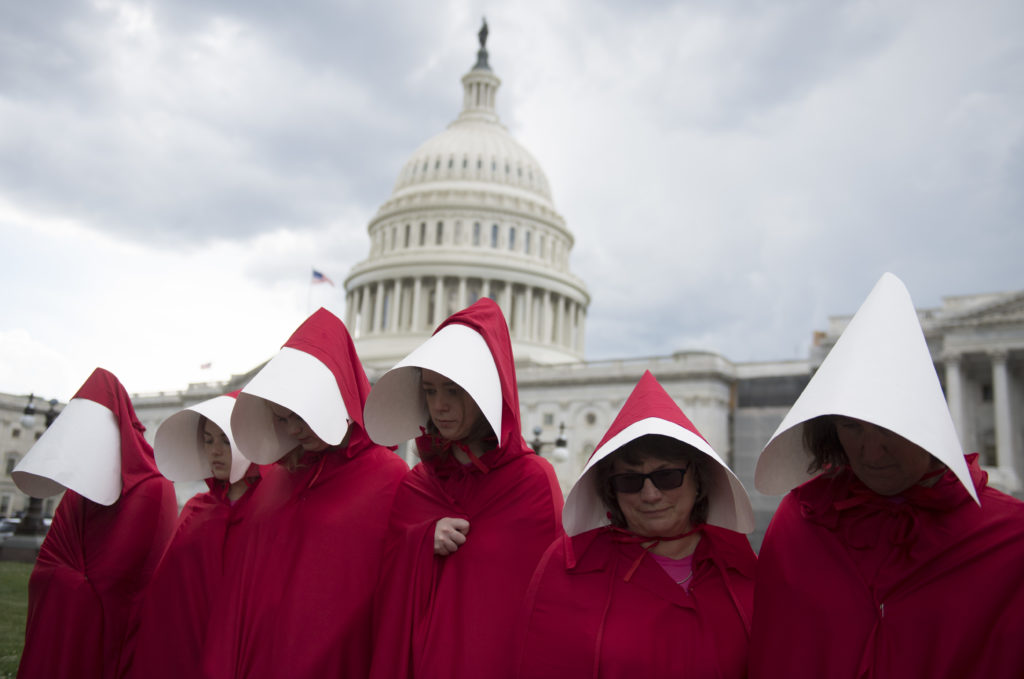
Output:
(434, 517), (471, 556)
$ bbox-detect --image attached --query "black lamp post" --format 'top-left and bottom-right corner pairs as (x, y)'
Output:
(531, 422), (569, 462)
(15, 397), (59, 537)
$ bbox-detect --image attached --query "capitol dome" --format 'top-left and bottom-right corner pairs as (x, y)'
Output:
(344, 23), (590, 369)
(393, 118), (554, 204)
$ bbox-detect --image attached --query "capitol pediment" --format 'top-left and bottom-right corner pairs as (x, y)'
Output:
(937, 291), (1024, 329)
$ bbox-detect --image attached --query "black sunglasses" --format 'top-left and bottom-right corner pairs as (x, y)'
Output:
(609, 467), (688, 494)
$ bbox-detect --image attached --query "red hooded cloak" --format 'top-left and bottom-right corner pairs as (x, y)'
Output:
(369, 299), (564, 679)
(749, 455), (1024, 679)
(119, 461), (278, 679)
(17, 368), (178, 679)
(518, 525), (755, 678)
(516, 370), (756, 679)
(201, 309), (408, 679)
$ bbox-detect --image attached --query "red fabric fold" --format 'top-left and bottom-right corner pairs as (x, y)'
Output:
(200, 310), (408, 678)
(120, 464), (272, 679)
(369, 299), (564, 679)
(750, 454), (1024, 679)
(370, 453), (564, 679)
(18, 368), (177, 679)
(516, 524), (756, 679)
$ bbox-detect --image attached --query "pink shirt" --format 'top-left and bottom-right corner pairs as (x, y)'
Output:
(652, 552), (695, 592)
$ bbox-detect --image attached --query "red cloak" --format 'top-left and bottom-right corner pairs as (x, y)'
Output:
(18, 368), (178, 679)
(749, 454), (1024, 679)
(369, 299), (565, 679)
(119, 464), (275, 679)
(201, 309), (409, 678)
(517, 524), (755, 679)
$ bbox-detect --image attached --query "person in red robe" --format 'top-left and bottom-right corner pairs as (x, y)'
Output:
(119, 391), (278, 679)
(516, 370), (757, 679)
(364, 298), (564, 679)
(12, 367), (178, 679)
(201, 307), (408, 678)
(749, 273), (1024, 679)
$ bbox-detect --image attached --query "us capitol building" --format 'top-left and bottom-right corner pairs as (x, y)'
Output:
(2, 28), (1022, 547)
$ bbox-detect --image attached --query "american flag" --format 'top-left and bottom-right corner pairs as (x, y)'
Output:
(312, 269), (335, 286)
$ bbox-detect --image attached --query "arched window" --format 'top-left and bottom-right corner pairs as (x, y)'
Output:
(436, 221), (444, 245)
(508, 227), (516, 251)
(419, 222), (427, 246)
(491, 224), (499, 248)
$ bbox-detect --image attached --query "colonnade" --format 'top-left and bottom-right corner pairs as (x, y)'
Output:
(345, 275), (585, 354)
(943, 349), (1021, 490)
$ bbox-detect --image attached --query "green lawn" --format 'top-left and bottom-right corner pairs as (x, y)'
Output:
(0, 561), (30, 678)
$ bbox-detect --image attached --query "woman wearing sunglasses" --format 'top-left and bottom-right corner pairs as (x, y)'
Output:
(516, 370), (757, 679)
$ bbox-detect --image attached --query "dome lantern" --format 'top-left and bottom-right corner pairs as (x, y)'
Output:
(459, 19), (501, 125)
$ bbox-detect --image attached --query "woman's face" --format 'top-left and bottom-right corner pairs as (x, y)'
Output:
(421, 369), (485, 443)
(833, 415), (939, 496)
(611, 451), (698, 538)
(203, 419), (232, 481)
(269, 402), (328, 452)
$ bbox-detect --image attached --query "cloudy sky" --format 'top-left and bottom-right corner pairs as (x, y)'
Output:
(3, 0), (1021, 401)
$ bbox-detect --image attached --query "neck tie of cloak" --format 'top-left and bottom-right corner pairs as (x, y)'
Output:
(749, 454), (1024, 679)
(369, 299), (565, 679)
(18, 368), (178, 679)
(515, 524), (756, 679)
(200, 311), (409, 678)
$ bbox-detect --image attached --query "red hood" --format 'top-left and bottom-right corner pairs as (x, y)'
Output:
(74, 367), (161, 496)
(434, 298), (532, 467)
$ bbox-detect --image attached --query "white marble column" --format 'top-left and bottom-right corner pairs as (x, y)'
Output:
(544, 290), (554, 343)
(411, 277), (423, 332)
(576, 304), (586, 354)
(372, 281), (385, 334)
(434, 277), (445, 325)
(388, 280), (400, 332)
(457, 277), (468, 311)
(526, 288), (535, 341)
(502, 282), (513, 324)
(560, 296), (570, 346)
(552, 294), (562, 345)
(943, 353), (965, 444)
(482, 278), (491, 300)
(991, 350), (1016, 480)
(357, 286), (368, 337)
(512, 287), (520, 338)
